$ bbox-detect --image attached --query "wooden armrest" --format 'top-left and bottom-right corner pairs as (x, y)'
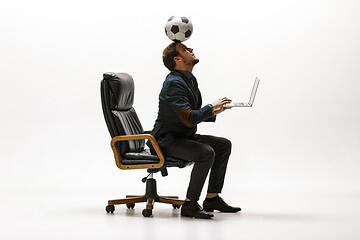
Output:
(111, 134), (164, 170)
(144, 130), (151, 134)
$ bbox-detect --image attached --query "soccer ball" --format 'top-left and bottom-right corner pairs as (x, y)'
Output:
(165, 16), (193, 42)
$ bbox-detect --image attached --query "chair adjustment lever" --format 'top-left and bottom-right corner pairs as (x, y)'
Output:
(142, 172), (153, 183)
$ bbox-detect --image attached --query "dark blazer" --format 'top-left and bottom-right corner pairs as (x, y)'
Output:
(147, 70), (215, 153)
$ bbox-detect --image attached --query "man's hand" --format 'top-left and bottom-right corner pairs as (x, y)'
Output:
(211, 97), (232, 115)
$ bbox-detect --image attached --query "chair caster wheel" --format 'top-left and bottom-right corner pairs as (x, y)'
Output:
(142, 209), (152, 217)
(106, 205), (115, 213)
(126, 203), (135, 209)
(172, 204), (181, 209)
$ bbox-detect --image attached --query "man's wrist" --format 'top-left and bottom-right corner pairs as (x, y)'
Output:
(208, 104), (214, 113)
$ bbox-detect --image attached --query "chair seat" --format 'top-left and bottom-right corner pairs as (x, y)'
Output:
(123, 149), (192, 168)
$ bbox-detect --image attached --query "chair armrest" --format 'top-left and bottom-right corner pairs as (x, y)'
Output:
(144, 130), (151, 134)
(111, 134), (165, 170)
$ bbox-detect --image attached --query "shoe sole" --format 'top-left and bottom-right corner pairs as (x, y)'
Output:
(203, 208), (241, 213)
(181, 213), (214, 219)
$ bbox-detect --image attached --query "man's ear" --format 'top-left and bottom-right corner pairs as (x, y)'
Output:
(174, 56), (182, 62)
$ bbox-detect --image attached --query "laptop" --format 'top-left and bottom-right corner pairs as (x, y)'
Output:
(223, 77), (260, 107)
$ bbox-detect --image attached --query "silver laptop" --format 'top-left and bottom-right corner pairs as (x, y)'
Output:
(223, 77), (260, 107)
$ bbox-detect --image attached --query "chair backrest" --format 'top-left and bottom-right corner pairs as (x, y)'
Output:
(101, 72), (145, 154)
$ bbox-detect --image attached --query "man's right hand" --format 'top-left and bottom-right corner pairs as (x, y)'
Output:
(211, 97), (232, 115)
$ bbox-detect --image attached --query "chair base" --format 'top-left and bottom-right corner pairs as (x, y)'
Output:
(106, 177), (184, 217)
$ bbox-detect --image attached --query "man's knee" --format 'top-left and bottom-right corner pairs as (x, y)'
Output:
(194, 145), (215, 165)
(218, 137), (232, 154)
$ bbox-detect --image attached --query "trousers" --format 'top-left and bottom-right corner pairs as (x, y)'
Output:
(162, 134), (232, 201)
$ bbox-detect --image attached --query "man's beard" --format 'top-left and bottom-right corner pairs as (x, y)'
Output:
(184, 57), (199, 68)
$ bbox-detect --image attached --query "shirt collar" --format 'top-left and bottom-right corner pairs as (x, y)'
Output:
(173, 69), (195, 82)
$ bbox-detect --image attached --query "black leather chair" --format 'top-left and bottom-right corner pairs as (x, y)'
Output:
(101, 72), (191, 217)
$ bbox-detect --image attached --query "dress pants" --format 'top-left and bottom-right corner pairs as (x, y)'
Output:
(162, 134), (232, 201)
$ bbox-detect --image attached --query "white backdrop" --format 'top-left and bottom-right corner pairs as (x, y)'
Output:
(1, 0), (359, 197)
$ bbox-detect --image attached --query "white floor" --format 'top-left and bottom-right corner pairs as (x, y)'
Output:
(1, 186), (359, 240)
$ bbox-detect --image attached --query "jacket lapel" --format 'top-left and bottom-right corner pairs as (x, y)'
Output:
(174, 70), (202, 109)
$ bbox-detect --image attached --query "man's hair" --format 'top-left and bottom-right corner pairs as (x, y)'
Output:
(162, 42), (180, 70)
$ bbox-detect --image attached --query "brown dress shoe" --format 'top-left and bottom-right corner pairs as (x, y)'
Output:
(203, 196), (241, 213)
(181, 201), (214, 219)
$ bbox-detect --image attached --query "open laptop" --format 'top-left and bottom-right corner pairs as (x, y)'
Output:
(223, 77), (260, 107)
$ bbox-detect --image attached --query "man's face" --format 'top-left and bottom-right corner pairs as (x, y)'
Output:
(176, 43), (199, 67)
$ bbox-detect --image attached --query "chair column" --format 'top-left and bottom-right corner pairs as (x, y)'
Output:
(144, 173), (159, 201)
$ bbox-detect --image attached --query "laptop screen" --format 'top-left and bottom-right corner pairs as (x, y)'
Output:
(249, 78), (260, 104)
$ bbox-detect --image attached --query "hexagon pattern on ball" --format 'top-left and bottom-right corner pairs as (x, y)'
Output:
(165, 16), (193, 42)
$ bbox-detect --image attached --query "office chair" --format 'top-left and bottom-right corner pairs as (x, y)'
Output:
(101, 72), (192, 217)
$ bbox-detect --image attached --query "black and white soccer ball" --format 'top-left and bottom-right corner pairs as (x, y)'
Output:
(165, 16), (193, 42)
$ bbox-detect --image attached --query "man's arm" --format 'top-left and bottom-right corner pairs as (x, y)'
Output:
(163, 79), (215, 127)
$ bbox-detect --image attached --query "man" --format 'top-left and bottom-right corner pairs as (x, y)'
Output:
(147, 42), (241, 219)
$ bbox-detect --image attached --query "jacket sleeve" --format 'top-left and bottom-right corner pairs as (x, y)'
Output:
(163, 79), (215, 127)
(204, 114), (216, 122)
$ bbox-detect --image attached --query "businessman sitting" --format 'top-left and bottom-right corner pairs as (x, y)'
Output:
(147, 42), (241, 219)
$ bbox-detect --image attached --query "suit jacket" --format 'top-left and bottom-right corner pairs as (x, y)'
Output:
(147, 70), (215, 153)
